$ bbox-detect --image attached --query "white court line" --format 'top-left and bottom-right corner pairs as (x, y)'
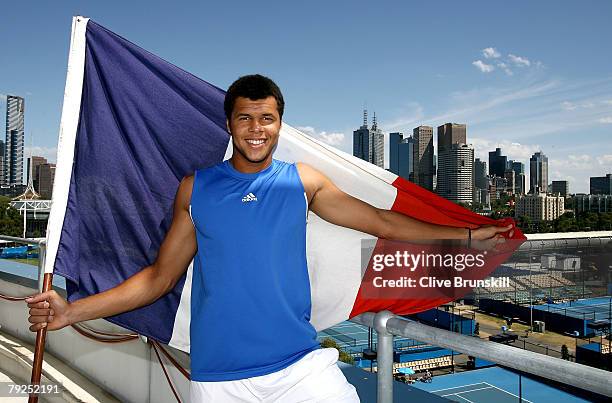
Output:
(453, 394), (475, 403)
(432, 382), (488, 393)
(483, 382), (534, 403)
(441, 386), (495, 397)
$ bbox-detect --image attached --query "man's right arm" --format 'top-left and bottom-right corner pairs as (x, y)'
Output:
(26, 175), (197, 332)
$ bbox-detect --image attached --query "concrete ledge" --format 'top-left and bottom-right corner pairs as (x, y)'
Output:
(0, 329), (119, 402)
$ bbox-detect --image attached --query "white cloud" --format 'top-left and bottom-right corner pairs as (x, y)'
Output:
(599, 117), (612, 124)
(496, 62), (513, 76)
(472, 60), (495, 73)
(471, 138), (541, 161)
(596, 154), (612, 166)
(24, 146), (57, 163)
(561, 101), (577, 111)
(508, 54), (531, 67)
(550, 154), (610, 173)
(383, 102), (425, 131)
(563, 100), (600, 111)
(602, 100), (612, 105)
(0, 94), (6, 101)
(296, 126), (345, 146)
(482, 47), (501, 59)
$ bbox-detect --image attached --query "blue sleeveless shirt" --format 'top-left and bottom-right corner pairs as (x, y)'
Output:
(189, 159), (320, 381)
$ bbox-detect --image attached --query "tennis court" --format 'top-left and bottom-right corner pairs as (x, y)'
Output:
(317, 320), (427, 354)
(432, 382), (533, 403)
(412, 366), (594, 402)
(532, 296), (612, 321)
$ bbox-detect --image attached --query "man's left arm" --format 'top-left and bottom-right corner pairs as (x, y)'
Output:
(297, 163), (513, 242)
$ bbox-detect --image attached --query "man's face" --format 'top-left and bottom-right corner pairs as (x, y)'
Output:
(227, 96), (281, 165)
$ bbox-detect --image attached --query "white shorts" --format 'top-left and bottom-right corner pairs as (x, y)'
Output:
(190, 348), (360, 402)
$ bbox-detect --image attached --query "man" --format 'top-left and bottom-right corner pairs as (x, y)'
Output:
(27, 75), (512, 402)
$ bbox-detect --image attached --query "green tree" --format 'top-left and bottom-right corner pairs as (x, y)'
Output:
(597, 212), (612, 231)
(0, 197), (24, 237)
(320, 337), (355, 365)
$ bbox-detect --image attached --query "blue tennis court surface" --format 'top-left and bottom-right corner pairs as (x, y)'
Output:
(433, 382), (533, 403)
(412, 366), (593, 402)
(317, 320), (426, 354)
(532, 297), (612, 321)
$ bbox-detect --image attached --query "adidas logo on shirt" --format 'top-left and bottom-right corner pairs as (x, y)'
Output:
(241, 192), (258, 202)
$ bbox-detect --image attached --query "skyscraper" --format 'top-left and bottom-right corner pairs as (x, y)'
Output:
(551, 180), (570, 197)
(529, 151), (548, 194)
(590, 174), (612, 195)
(27, 156), (47, 193)
(509, 160), (525, 195)
(389, 132), (403, 174)
(474, 158), (488, 190)
(488, 148), (507, 177)
(397, 136), (416, 181)
(412, 125), (434, 191)
(437, 123), (466, 154)
(353, 110), (370, 163)
(437, 123), (472, 203)
(437, 143), (474, 203)
(4, 95), (25, 186)
(504, 169), (516, 195)
(473, 158), (489, 206)
(37, 163), (56, 199)
(370, 113), (385, 168)
(352, 110), (384, 168)
(0, 140), (4, 184)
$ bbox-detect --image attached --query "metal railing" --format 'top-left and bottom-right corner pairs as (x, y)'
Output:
(350, 311), (612, 402)
(0, 235), (46, 292)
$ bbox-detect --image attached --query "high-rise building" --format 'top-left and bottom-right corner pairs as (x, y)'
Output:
(509, 160), (525, 195)
(353, 110), (370, 163)
(412, 126), (434, 191)
(515, 193), (565, 222)
(504, 169), (516, 195)
(397, 136), (416, 181)
(590, 174), (612, 195)
(474, 158), (488, 190)
(37, 163), (56, 199)
(352, 110), (384, 168)
(488, 148), (507, 178)
(529, 151), (548, 194)
(433, 154), (437, 190)
(370, 113), (384, 169)
(437, 123), (466, 154)
(389, 132), (403, 174)
(473, 158), (489, 206)
(551, 180), (570, 197)
(574, 194), (612, 214)
(436, 143), (474, 204)
(0, 140), (4, 183)
(437, 123), (472, 203)
(27, 156), (47, 191)
(4, 95), (25, 186)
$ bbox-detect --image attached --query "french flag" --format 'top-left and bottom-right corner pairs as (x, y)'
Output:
(46, 17), (523, 353)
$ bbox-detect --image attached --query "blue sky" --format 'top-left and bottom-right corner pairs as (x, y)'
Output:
(1, 1), (611, 193)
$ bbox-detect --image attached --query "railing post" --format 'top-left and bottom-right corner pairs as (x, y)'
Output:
(374, 310), (394, 403)
(37, 242), (46, 293)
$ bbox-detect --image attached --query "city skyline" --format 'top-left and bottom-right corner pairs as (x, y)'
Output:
(1, 1), (611, 193)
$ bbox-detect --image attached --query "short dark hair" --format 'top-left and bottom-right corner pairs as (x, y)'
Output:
(224, 74), (285, 119)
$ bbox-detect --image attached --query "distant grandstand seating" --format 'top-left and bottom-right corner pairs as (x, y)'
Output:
(475, 271), (580, 304)
(392, 356), (453, 374)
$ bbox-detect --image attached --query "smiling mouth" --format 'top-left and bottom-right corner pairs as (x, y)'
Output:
(245, 139), (266, 147)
